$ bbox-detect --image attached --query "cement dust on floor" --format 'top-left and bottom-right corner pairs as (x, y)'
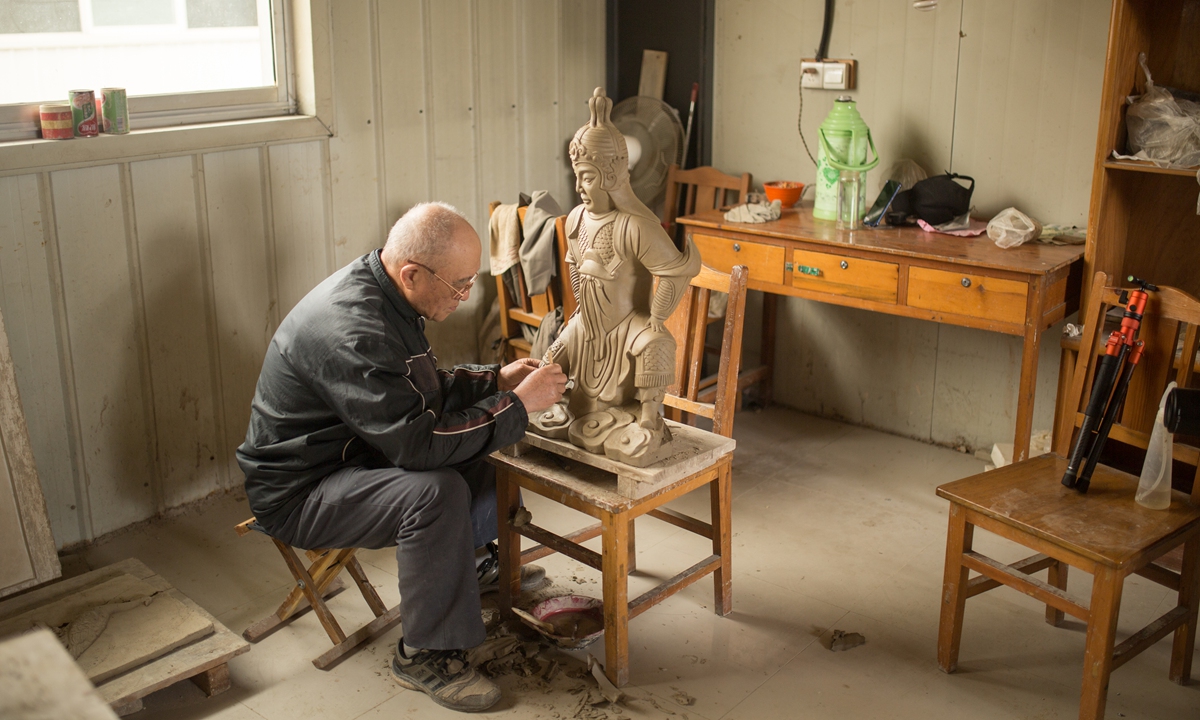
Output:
(74, 407), (1197, 720)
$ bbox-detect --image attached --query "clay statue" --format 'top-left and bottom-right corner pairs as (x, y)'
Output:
(528, 87), (700, 466)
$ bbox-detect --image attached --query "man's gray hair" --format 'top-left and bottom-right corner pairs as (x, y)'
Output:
(383, 201), (469, 264)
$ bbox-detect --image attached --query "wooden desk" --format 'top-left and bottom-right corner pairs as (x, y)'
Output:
(678, 208), (1085, 462)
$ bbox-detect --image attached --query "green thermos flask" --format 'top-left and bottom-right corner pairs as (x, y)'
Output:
(814, 96), (879, 222)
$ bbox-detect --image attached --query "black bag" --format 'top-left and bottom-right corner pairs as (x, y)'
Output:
(889, 173), (974, 226)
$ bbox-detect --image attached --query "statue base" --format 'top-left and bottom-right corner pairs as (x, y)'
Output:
(506, 420), (736, 499)
(527, 402), (674, 468)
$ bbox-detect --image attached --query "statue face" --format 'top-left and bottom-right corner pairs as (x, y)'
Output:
(575, 163), (613, 214)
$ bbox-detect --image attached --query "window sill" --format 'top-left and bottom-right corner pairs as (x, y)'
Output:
(0, 114), (332, 176)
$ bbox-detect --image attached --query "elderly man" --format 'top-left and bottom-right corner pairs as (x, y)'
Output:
(238, 202), (566, 713)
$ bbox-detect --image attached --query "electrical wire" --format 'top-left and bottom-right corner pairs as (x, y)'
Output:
(816, 0), (835, 61)
(797, 72), (817, 167)
(801, 0), (834, 167)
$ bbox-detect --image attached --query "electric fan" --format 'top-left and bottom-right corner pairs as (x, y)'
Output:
(611, 96), (684, 209)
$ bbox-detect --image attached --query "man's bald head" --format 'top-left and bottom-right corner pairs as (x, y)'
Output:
(380, 202), (481, 322)
(382, 201), (474, 267)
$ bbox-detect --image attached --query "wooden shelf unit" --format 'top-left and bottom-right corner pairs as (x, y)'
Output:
(1086, 0), (1200, 307)
(1056, 0), (1200, 451)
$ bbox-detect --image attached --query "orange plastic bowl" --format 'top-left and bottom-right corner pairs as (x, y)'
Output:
(763, 181), (805, 208)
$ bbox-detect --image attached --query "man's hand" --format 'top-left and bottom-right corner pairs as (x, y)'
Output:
(498, 357), (543, 392)
(512, 363), (568, 413)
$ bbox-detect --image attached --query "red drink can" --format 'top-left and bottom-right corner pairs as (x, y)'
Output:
(69, 90), (99, 137)
(39, 103), (74, 140)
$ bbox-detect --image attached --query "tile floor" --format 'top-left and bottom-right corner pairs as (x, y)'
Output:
(75, 407), (1198, 720)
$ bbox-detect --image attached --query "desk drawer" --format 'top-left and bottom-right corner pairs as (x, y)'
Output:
(907, 267), (1028, 325)
(691, 233), (785, 285)
(790, 249), (898, 303)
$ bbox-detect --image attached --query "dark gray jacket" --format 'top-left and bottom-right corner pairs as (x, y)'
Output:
(238, 250), (527, 532)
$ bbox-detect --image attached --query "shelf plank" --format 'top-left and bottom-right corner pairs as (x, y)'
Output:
(1103, 159), (1200, 177)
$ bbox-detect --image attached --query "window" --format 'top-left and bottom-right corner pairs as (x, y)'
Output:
(0, 0), (293, 141)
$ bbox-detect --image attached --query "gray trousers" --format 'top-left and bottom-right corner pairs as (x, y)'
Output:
(272, 462), (497, 650)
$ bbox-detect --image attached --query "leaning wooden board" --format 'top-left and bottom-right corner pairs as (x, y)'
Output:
(0, 558), (248, 716)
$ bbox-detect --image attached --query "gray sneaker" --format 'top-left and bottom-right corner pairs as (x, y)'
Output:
(477, 542), (547, 594)
(391, 642), (501, 713)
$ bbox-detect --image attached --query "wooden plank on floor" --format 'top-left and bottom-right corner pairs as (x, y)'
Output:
(0, 629), (119, 720)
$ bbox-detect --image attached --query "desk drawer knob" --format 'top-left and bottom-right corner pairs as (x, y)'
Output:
(961, 277), (972, 288)
(733, 243), (741, 252)
(840, 260), (848, 270)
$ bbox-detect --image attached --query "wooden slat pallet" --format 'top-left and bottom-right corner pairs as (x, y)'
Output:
(0, 557), (248, 717)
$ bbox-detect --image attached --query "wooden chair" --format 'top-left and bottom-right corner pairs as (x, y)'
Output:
(233, 518), (402, 670)
(662, 165), (752, 245)
(666, 263), (769, 418)
(489, 264), (751, 687)
(489, 201), (573, 362)
(661, 165), (772, 408)
(936, 271), (1200, 720)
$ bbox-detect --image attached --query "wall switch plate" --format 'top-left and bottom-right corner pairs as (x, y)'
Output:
(822, 63), (846, 89)
(801, 59), (857, 90)
(800, 61), (823, 89)
(823, 60), (857, 89)
(823, 62), (847, 89)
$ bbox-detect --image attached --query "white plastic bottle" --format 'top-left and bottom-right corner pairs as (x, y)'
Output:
(1136, 382), (1176, 510)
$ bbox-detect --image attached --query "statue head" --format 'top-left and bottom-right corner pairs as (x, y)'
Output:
(568, 88), (659, 223)
(570, 88), (629, 193)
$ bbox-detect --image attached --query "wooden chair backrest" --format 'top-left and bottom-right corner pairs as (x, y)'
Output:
(1055, 271), (1200, 500)
(663, 264), (750, 438)
(555, 215), (576, 320)
(662, 165), (752, 244)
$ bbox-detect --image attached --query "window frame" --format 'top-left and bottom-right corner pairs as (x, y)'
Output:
(0, 0), (296, 143)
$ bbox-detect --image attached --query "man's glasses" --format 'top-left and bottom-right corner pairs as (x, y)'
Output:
(408, 260), (476, 301)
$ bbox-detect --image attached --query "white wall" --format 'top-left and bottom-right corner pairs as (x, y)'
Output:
(713, 0), (1109, 450)
(0, 0), (605, 548)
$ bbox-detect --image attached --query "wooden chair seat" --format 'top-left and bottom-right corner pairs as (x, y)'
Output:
(233, 517), (402, 670)
(939, 454), (1200, 570)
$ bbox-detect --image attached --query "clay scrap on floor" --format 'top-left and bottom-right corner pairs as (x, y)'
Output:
(473, 583), (669, 720)
(829, 629), (866, 652)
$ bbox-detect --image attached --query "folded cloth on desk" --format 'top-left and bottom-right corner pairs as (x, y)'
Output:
(724, 200), (781, 223)
(1037, 224), (1087, 245)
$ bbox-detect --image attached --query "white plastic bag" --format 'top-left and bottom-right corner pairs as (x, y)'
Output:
(1126, 54), (1200, 168)
(1136, 382), (1175, 510)
(987, 207), (1043, 249)
(885, 159), (928, 191)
